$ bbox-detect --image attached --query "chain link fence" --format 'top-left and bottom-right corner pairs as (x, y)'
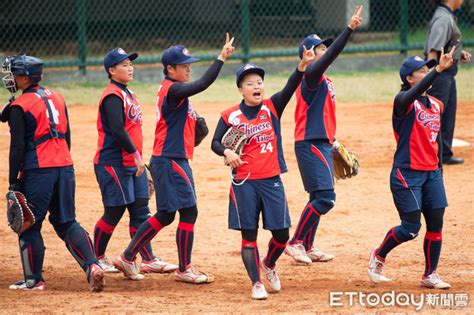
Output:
(1, 0), (473, 73)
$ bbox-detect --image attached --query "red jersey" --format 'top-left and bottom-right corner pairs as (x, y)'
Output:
(153, 79), (196, 159)
(11, 86), (73, 169)
(221, 99), (287, 180)
(94, 82), (143, 167)
(294, 75), (336, 143)
(393, 95), (443, 171)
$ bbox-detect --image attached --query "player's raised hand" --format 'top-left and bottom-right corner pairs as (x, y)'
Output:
(348, 5), (363, 30)
(436, 46), (455, 72)
(298, 45), (315, 71)
(218, 33), (235, 62)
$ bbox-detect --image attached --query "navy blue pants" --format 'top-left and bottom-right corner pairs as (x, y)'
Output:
(428, 64), (458, 161)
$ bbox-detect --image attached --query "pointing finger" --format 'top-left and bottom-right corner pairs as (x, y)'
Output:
(229, 37), (235, 46)
(226, 32), (229, 43)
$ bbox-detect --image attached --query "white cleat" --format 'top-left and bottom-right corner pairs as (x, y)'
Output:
(306, 247), (335, 262)
(285, 243), (312, 264)
(367, 248), (392, 283)
(113, 255), (144, 280)
(9, 280), (45, 290)
(421, 273), (451, 289)
(261, 260), (281, 292)
(140, 257), (178, 273)
(175, 265), (214, 284)
(88, 263), (105, 292)
(98, 257), (119, 273)
(251, 281), (268, 300)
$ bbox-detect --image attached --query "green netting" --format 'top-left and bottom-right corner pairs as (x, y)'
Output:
(1, 0), (473, 71)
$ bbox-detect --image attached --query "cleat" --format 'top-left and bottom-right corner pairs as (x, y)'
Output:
(251, 281), (268, 300)
(306, 247), (335, 262)
(9, 280), (45, 291)
(285, 243), (312, 264)
(421, 273), (451, 289)
(113, 255), (144, 280)
(98, 257), (119, 273)
(175, 265), (214, 284)
(88, 263), (105, 292)
(140, 257), (178, 273)
(261, 260), (281, 292)
(367, 248), (392, 283)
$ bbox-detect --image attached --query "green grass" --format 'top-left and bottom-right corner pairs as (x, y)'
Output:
(1, 67), (473, 107)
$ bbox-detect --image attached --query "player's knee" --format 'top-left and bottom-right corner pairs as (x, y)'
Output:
(271, 228), (289, 244)
(397, 220), (422, 241)
(129, 199), (151, 224)
(19, 222), (43, 246)
(179, 206), (198, 224)
(154, 211), (176, 227)
(53, 220), (81, 241)
(103, 205), (126, 226)
(310, 190), (336, 215)
(425, 208), (445, 232)
(241, 229), (258, 242)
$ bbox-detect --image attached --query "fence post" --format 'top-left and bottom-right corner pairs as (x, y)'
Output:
(76, 0), (87, 75)
(240, 0), (250, 63)
(399, 0), (408, 56)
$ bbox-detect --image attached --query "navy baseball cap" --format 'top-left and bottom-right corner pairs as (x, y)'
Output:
(236, 64), (265, 87)
(103, 48), (138, 73)
(161, 45), (200, 67)
(299, 34), (334, 59)
(399, 56), (436, 84)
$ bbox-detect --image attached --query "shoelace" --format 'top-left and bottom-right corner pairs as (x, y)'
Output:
(428, 273), (441, 283)
(375, 260), (384, 273)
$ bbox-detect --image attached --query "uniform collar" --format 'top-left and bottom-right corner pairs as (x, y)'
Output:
(22, 84), (40, 94)
(111, 79), (127, 90)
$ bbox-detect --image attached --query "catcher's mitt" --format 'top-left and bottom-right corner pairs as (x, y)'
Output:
(221, 126), (248, 165)
(6, 191), (35, 234)
(144, 164), (155, 198)
(194, 112), (209, 147)
(332, 142), (359, 180)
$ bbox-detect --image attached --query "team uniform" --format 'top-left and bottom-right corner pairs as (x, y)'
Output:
(368, 56), (451, 289)
(212, 63), (305, 299)
(222, 99), (291, 231)
(3, 55), (103, 292)
(114, 44), (228, 283)
(93, 48), (177, 274)
(286, 28), (356, 264)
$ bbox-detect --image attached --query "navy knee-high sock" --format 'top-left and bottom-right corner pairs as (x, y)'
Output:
(94, 218), (115, 259)
(375, 227), (403, 259)
(176, 222), (194, 272)
(63, 224), (98, 272)
(124, 216), (163, 262)
(241, 240), (260, 284)
(424, 231), (442, 276)
(129, 226), (155, 262)
(303, 222), (319, 251)
(290, 202), (321, 245)
(264, 238), (286, 268)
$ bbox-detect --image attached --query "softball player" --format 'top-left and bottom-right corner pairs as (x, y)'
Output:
(114, 34), (235, 282)
(285, 6), (363, 264)
(1, 55), (104, 292)
(368, 48), (455, 289)
(210, 49), (313, 300)
(93, 48), (177, 274)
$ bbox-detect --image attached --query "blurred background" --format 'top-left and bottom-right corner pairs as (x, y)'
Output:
(1, 0), (473, 78)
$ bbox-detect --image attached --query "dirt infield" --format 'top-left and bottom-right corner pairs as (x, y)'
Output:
(0, 99), (472, 313)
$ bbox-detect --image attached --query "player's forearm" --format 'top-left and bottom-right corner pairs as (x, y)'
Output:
(394, 69), (440, 114)
(271, 68), (304, 118)
(8, 107), (26, 187)
(427, 50), (439, 62)
(305, 27), (353, 89)
(103, 97), (137, 154)
(168, 59), (224, 106)
(211, 118), (229, 156)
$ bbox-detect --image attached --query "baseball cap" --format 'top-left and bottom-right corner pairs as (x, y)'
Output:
(103, 48), (138, 73)
(299, 34), (334, 59)
(161, 45), (200, 67)
(235, 64), (265, 87)
(399, 56), (436, 84)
